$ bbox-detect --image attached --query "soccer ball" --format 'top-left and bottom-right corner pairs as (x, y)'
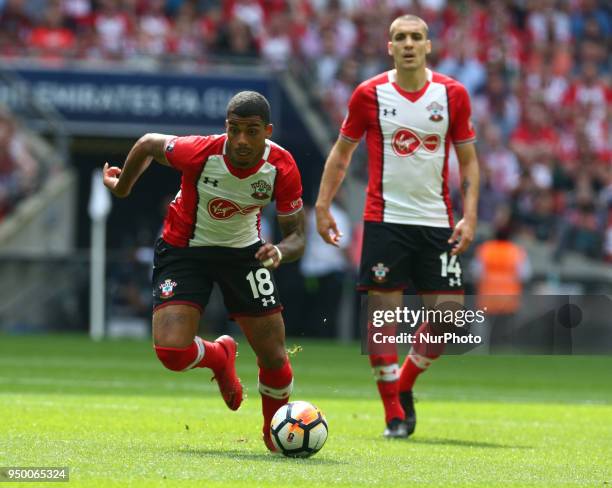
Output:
(270, 401), (328, 458)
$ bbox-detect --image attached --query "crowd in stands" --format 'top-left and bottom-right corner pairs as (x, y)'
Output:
(0, 0), (610, 261)
(0, 107), (39, 221)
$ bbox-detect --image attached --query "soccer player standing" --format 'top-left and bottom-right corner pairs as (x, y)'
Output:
(102, 91), (305, 451)
(315, 15), (480, 438)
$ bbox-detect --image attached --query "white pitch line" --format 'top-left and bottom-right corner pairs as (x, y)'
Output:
(0, 376), (215, 392)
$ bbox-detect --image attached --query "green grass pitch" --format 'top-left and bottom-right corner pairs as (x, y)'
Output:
(0, 335), (611, 487)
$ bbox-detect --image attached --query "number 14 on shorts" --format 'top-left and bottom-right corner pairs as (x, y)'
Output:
(246, 269), (277, 306)
(439, 252), (462, 287)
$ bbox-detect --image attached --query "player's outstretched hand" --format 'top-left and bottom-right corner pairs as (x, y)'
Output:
(102, 162), (128, 198)
(256, 243), (282, 269)
(315, 206), (343, 247)
(448, 217), (475, 256)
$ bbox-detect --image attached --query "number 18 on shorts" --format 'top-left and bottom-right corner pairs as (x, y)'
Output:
(152, 238), (283, 317)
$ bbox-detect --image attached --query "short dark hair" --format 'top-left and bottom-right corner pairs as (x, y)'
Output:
(389, 14), (429, 39)
(226, 91), (271, 125)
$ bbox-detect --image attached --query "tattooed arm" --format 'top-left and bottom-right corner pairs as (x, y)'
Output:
(448, 142), (480, 256)
(255, 208), (306, 269)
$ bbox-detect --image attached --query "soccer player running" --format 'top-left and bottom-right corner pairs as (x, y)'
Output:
(102, 91), (305, 452)
(315, 15), (480, 438)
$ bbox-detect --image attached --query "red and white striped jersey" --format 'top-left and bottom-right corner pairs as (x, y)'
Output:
(161, 134), (303, 248)
(341, 68), (476, 228)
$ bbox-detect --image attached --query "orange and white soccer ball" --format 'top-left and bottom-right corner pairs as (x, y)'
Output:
(270, 401), (328, 458)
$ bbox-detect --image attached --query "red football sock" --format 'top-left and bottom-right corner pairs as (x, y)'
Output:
(399, 322), (444, 392)
(197, 338), (228, 371)
(258, 357), (294, 436)
(398, 356), (427, 392)
(154, 336), (227, 372)
(370, 354), (404, 423)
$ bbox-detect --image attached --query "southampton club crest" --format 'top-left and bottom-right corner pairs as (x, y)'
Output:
(251, 180), (272, 200)
(426, 101), (444, 122)
(371, 263), (390, 283)
(159, 279), (177, 299)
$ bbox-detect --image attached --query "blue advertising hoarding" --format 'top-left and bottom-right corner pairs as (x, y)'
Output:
(0, 65), (279, 136)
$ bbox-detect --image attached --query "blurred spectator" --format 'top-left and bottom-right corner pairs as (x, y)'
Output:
(309, 28), (343, 86)
(525, 62), (569, 110)
(61, 0), (92, 27)
(135, 0), (171, 58)
(93, 0), (133, 59)
(301, 0), (357, 61)
(521, 190), (557, 243)
(510, 101), (559, 169)
(472, 70), (520, 140)
(357, 41), (387, 82)
(477, 166), (508, 224)
(526, 0), (571, 47)
(226, 0), (265, 38)
(28, 1), (76, 60)
(166, 1), (206, 61)
(321, 58), (359, 128)
(479, 124), (520, 196)
(300, 203), (352, 337)
(562, 61), (610, 159)
(512, 171), (539, 228)
(0, 0), (32, 56)
(554, 177), (603, 261)
(260, 12), (292, 71)
(472, 221), (532, 352)
(215, 18), (258, 60)
(436, 38), (486, 95)
(0, 108), (39, 220)
(571, 0), (610, 42)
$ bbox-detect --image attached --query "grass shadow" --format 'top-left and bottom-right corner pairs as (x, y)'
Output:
(177, 447), (346, 464)
(409, 437), (532, 449)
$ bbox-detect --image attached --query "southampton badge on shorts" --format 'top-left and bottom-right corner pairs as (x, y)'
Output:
(371, 263), (389, 283)
(159, 279), (177, 299)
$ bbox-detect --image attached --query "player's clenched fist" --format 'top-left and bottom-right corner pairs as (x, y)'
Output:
(255, 243), (283, 269)
(102, 162), (128, 198)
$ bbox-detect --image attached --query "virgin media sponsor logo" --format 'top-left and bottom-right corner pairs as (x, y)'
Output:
(208, 198), (260, 220)
(391, 128), (441, 157)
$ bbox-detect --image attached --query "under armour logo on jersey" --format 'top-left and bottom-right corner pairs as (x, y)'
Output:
(261, 297), (276, 307)
(203, 177), (219, 187)
(383, 108), (397, 117)
(449, 277), (462, 287)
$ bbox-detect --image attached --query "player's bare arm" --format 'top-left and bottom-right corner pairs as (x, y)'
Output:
(448, 142), (480, 256)
(102, 133), (172, 198)
(314, 136), (359, 246)
(255, 208), (305, 269)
